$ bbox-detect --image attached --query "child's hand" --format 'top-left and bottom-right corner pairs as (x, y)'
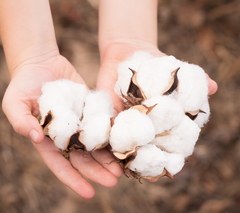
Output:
(2, 55), (122, 199)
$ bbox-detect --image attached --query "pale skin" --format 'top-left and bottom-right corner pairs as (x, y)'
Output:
(0, 0), (218, 199)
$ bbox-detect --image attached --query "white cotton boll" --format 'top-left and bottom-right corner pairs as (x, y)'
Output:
(38, 79), (75, 122)
(129, 51), (154, 67)
(110, 109), (155, 153)
(137, 55), (182, 99)
(121, 51), (154, 73)
(82, 90), (114, 124)
(194, 99), (210, 128)
(164, 152), (185, 176)
(177, 63), (209, 112)
(38, 79), (87, 122)
(143, 96), (185, 134)
(114, 51), (154, 98)
(66, 81), (87, 119)
(114, 61), (133, 98)
(151, 116), (201, 158)
(128, 144), (168, 177)
(80, 114), (111, 151)
(47, 106), (81, 150)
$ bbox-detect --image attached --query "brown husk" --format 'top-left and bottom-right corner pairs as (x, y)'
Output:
(185, 109), (206, 120)
(162, 67), (180, 95)
(130, 104), (157, 115)
(121, 68), (147, 108)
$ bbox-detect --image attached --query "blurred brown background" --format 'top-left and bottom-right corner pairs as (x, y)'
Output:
(1, 0), (240, 212)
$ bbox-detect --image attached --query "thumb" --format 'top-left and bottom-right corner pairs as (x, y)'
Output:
(2, 96), (44, 144)
(206, 74), (218, 95)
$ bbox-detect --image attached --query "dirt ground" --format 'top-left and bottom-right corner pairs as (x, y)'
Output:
(1, 0), (240, 212)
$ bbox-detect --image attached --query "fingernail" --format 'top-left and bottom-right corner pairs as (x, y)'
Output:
(30, 129), (39, 143)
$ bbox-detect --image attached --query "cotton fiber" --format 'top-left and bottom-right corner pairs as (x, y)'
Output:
(82, 90), (114, 124)
(143, 96), (184, 134)
(128, 144), (168, 177)
(164, 152), (185, 176)
(109, 109), (155, 153)
(80, 114), (111, 151)
(45, 106), (81, 150)
(151, 116), (201, 158)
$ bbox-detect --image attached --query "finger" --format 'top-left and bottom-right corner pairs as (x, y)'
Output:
(33, 137), (95, 199)
(70, 150), (118, 188)
(91, 147), (123, 177)
(147, 179), (158, 183)
(2, 93), (44, 144)
(206, 75), (218, 95)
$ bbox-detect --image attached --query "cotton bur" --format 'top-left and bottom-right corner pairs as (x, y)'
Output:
(110, 51), (211, 181)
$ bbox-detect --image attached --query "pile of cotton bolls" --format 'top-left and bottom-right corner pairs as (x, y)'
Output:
(38, 79), (114, 156)
(38, 51), (210, 181)
(111, 51), (210, 180)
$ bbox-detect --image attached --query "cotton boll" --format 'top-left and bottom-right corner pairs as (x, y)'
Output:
(164, 152), (185, 176)
(66, 81), (87, 118)
(152, 116), (201, 158)
(114, 51), (154, 98)
(177, 63), (209, 112)
(194, 99), (210, 128)
(128, 144), (168, 177)
(110, 109), (155, 153)
(38, 79), (75, 122)
(80, 114), (111, 151)
(121, 51), (154, 73)
(137, 55), (182, 99)
(114, 62), (133, 98)
(38, 79), (87, 122)
(46, 106), (81, 150)
(128, 51), (154, 69)
(82, 90), (114, 124)
(143, 96), (185, 134)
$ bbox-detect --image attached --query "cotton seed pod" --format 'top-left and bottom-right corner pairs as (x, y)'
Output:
(143, 96), (185, 134)
(136, 55), (182, 99)
(177, 62), (209, 112)
(80, 114), (111, 151)
(81, 90), (114, 123)
(114, 51), (154, 98)
(163, 152), (185, 176)
(162, 67), (180, 96)
(38, 79), (87, 122)
(110, 108), (155, 155)
(118, 68), (147, 109)
(152, 116), (201, 158)
(41, 106), (81, 151)
(193, 99), (210, 128)
(66, 80), (88, 118)
(127, 144), (172, 179)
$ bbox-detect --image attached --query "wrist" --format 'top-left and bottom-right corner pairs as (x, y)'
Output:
(0, 0), (59, 75)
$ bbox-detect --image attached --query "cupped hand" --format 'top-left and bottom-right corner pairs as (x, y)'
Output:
(2, 54), (122, 199)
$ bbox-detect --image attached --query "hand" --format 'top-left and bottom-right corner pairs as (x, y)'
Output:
(2, 54), (122, 199)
